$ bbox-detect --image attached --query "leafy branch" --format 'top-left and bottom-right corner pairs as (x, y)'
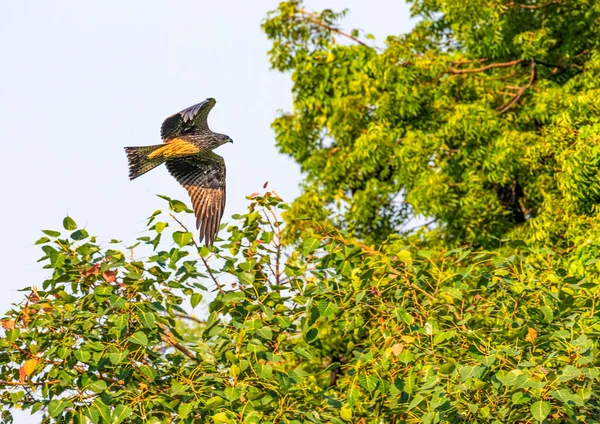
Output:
(297, 9), (370, 47)
(496, 60), (536, 113)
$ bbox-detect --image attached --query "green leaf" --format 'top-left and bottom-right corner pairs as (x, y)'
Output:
(178, 403), (194, 419)
(5, 329), (20, 342)
(42, 229), (61, 237)
(94, 285), (113, 297)
(213, 412), (231, 423)
(74, 349), (91, 363)
(129, 331), (148, 346)
(170, 381), (189, 396)
(409, 394), (424, 410)
(304, 327), (319, 343)
(63, 216), (77, 231)
(48, 399), (71, 417)
(223, 291), (245, 303)
(550, 389), (583, 406)
(167, 199), (191, 213)
(398, 351), (414, 364)
(190, 292), (203, 308)
(512, 391), (530, 405)
(293, 346), (313, 359)
(255, 363), (273, 378)
(87, 379), (107, 393)
(109, 350), (128, 365)
(559, 365), (580, 382)
(302, 237), (320, 255)
(71, 229), (89, 241)
(257, 326), (273, 340)
(139, 365), (156, 382)
(172, 231), (193, 247)
(347, 387), (360, 407)
(91, 398), (111, 423)
(539, 305), (554, 322)
(35, 236), (50, 245)
(530, 401), (551, 421)
(318, 300), (339, 318)
(109, 314), (129, 330)
(205, 396), (225, 409)
(340, 404), (353, 421)
(439, 361), (456, 375)
(396, 308), (414, 325)
(238, 272), (255, 285)
(137, 309), (156, 329)
(84, 403), (100, 424)
(358, 374), (379, 391)
(113, 404), (133, 424)
(155, 222), (168, 233)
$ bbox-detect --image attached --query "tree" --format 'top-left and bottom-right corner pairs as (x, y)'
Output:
(1, 195), (600, 423)
(263, 0), (600, 248)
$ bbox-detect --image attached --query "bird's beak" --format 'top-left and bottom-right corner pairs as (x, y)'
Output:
(229, 139), (234, 144)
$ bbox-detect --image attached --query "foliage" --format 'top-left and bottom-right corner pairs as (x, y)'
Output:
(1, 194), (600, 423)
(262, 0), (600, 248)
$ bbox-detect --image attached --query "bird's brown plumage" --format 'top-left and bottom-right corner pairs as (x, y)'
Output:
(165, 153), (226, 246)
(125, 98), (231, 246)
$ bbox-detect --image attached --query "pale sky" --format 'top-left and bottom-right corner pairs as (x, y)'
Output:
(0, 1), (412, 419)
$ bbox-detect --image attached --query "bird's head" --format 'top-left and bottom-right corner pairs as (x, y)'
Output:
(213, 132), (233, 147)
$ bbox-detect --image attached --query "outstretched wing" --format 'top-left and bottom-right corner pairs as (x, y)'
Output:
(160, 98), (216, 140)
(165, 152), (226, 246)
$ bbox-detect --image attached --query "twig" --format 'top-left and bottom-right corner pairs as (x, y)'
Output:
(298, 10), (370, 47)
(157, 323), (197, 360)
(170, 213), (225, 294)
(450, 58), (488, 65)
(0, 380), (59, 386)
(261, 207), (283, 285)
(497, 60), (536, 113)
(574, 49), (591, 59)
(200, 256), (225, 295)
(449, 59), (523, 74)
(174, 314), (206, 325)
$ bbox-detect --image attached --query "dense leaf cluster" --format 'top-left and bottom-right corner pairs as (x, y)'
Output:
(263, 0), (600, 248)
(1, 195), (600, 423)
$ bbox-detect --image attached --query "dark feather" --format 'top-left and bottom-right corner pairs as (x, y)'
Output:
(165, 152), (226, 246)
(160, 98), (216, 140)
(124, 145), (165, 180)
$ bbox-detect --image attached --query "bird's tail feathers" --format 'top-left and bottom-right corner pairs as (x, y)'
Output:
(125, 145), (165, 180)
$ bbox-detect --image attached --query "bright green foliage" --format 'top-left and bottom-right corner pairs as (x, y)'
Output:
(263, 0), (600, 248)
(2, 195), (600, 423)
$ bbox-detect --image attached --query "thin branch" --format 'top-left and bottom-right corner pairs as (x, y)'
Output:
(449, 59), (523, 74)
(298, 10), (370, 47)
(497, 60), (536, 114)
(574, 49), (591, 59)
(199, 256), (225, 295)
(174, 314), (206, 325)
(170, 213), (225, 294)
(449, 58), (488, 65)
(157, 323), (197, 360)
(0, 380), (59, 386)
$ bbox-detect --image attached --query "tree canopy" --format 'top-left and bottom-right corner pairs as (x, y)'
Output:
(2, 195), (600, 423)
(2, 1), (600, 423)
(263, 0), (600, 249)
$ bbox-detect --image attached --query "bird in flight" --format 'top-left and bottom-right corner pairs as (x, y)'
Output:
(125, 98), (232, 246)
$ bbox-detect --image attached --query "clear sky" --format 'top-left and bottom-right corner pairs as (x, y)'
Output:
(0, 1), (412, 419)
